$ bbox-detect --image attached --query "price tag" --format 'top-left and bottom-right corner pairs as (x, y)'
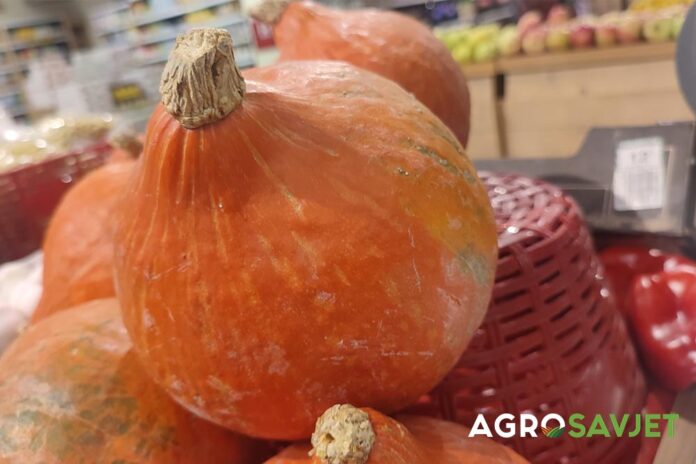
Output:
(612, 137), (666, 211)
(110, 82), (147, 109)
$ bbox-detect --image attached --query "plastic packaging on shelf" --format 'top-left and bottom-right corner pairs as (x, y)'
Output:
(0, 250), (41, 354)
(0, 114), (113, 174)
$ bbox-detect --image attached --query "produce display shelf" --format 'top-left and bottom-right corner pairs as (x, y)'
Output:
(90, 2), (130, 19)
(128, 15), (246, 48)
(129, 29), (180, 48)
(0, 87), (20, 98)
(496, 41), (676, 74)
(11, 35), (68, 51)
(136, 55), (169, 67)
(96, 25), (129, 37)
(136, 53), (254, 68)
(132, 0), (235, 28)
(0, 63), (27, 76)
(196, 14), (247, 30)
(0, 17), (61, 30)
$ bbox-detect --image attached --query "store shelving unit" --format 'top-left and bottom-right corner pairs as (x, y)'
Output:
(0, 16), (76, 121)
(460, 41), (690, 160)
(90, 0), (256, 70)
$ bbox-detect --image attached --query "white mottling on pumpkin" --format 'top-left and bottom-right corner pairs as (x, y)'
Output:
(314, 291), (335, 307)
(412, 259), (422, 291)
(226, 350), (238, 359)
(379, 350), (413, 357)
(448, 217), (463, 230)
(264, 344), (289, 375)
(350, 339), (368, 349)
(170, 377), (183, 392)
(142, 309), (154, 329)
(116, 325), (129, 335)
(193, 395), (205, 407)
(408, 226), (416, 248)
(183, 403), (215, 422)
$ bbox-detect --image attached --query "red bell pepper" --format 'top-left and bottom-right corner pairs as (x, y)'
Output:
(600, 247), (692, 313)
(599, 246), (696, 391)
(627, 270), (696, 391)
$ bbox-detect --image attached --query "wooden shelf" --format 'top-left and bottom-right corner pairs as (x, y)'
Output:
(458, 41), (676, 80)
(497, 41), (676, 75)
(461, 61), (496, 79)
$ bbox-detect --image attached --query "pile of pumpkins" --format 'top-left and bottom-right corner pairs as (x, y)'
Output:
(0, 2), (528, 463)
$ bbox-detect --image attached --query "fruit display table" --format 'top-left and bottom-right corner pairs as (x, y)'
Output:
(463, 42), (694, 159)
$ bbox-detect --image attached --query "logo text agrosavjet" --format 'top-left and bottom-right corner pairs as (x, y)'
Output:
(469, 413), (679, 439)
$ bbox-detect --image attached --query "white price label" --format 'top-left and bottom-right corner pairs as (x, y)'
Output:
(612, 137), (666, 211)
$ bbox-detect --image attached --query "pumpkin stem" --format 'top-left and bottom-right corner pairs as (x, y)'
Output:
(160, 28), (245, 129)
(249, 0), (291, 24)
(310, 404), (375, 464)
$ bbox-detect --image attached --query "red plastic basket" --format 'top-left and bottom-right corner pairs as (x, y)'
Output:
(408, 172), (646, 464)
(0, 143), (111, 265)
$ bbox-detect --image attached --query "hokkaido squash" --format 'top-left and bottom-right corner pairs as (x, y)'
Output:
(0, 299), (269, 463)
(32, 137), (141, 323)
(114, 29), (497, 440)
(265, 404), (529, 463)
(250, 0), (472, 147)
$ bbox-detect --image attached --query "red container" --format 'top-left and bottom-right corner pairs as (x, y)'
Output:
(0, 144), (111, 264)
(408, 173), (646, 464)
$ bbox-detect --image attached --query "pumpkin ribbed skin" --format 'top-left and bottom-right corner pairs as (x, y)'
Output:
(32, 161), (134, 323)
(0, 299), (268, 463)
(266, 408), (529, 464)
(271, 1), (471, 147)
(114, 59), (496, 439)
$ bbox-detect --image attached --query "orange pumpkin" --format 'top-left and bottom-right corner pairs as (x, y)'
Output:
(32, 160), (134, 323)
(114, 29), (497, 440)
(266, 404), (528, 463)
(251, 0), (471, 147)
(0, 299), (269, 463)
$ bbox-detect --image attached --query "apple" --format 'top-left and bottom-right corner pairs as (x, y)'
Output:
(518, 10), (543, 37)
(522, 27), (547, 54)
(496, 25), (521, 56)
(643, 15), (673, 43)
(595, 23), (618, 47)
(473, 40), (497, 62)
(452, 41), (473, 64)
(672, 14), (685, 39)
(547, 5), (573, 25)
(616, 13), (643, 44)
(576, 15), (598, 26)
(570, 22), (595, 48)
(546, 26), (570, 51)
(441, 29), (472, 50)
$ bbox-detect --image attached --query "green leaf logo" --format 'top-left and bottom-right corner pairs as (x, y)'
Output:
(542, 426), (566, 438)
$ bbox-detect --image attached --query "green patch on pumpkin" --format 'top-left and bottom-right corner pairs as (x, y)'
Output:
(457, 246), (492, 286)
